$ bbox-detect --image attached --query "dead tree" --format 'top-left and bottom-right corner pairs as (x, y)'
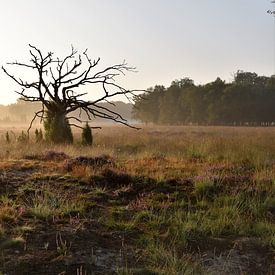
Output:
(2, 45), (142, 143)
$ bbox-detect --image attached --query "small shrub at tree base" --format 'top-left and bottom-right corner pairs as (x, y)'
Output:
(82, 123), (93, 145)
(35, 129), (38, 139)
(39, 129), (43, 141)
(17, 131), (28, 143)
(35, 129), (43, 143)
(5, 132), (10, 144)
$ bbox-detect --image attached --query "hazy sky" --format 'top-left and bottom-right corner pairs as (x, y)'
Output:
(0, 0), (273, 105)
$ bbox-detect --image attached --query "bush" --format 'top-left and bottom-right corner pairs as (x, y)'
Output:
(5, 132), (10, 144)
(17, 131), (28, 143)
(35, 129), (43, 143)
(81, 123), (93, 145)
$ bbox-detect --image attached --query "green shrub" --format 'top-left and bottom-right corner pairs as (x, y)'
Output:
(81, 123), (93, 145)
(5, 131), (10, 144)
(35, 128), (43, 143)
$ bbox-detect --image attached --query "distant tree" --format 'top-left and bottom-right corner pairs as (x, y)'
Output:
(8, 100), (40, 122)
(133, 73), (275, 126)
(2, 45), (143, 143)
(203, 78), (227, 124)
(159, 78), (194, 124)
(133, 85), (165, 124)
(183, 85), (206, 124)
(234, 71), (259, 85)
(171, 78), (194, 88)
(82, 122), (93, 145)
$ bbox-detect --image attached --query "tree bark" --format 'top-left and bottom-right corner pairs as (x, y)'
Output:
(44, 107), (73, 143)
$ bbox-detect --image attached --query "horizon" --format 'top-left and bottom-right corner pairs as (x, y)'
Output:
(0, 0), (274, 105)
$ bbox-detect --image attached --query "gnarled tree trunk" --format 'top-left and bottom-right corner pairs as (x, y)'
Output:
(44, 106), (73, 143)
(2, 45), (142, 144)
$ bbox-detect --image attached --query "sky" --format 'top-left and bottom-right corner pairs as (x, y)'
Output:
(0, 0), (273, 105)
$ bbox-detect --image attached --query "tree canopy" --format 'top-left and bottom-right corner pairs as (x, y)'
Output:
(133, 72), (275, 126)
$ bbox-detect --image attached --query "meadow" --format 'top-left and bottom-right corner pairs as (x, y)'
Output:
(0, 125), (274, 274)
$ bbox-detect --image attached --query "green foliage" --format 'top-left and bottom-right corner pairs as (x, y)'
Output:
(134, 72), (275, 125)
(133, 85), (165, 124)
(34, 128), (43, 143)
(44, 110), (73, 144)
(145, 242), (201, 274)
(29, 189), (86, 219)
(81, 123), (93, 145)
(0, 128), (274, 274)
(193, 179), (220, 200)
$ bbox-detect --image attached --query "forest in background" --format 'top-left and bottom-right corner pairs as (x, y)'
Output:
(133, 71), (275, 126)
(2, 71), (275, 127)
(0, 101), (133, 125)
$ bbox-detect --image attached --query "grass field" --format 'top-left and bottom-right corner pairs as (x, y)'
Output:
(0, 125), (274, 274)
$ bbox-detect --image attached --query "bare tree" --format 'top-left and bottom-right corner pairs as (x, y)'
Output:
(2, 45), (142, 143)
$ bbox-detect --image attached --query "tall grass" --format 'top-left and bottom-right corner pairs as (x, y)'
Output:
(0, 125), (274, 273)
(0, 126), (275, 164)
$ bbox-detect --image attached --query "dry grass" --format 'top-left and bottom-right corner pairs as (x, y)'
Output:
(2, 125), (275, 163)
(0, 125), (274, 274)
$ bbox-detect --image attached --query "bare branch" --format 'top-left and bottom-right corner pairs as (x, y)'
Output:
(69, 123), (102, 130)
(2, 45), (143, 134)
(27, 110), (45, 136)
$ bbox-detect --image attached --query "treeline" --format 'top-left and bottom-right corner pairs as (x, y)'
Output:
(0, 100), (133, 124)
(133, 71), (275, 126)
